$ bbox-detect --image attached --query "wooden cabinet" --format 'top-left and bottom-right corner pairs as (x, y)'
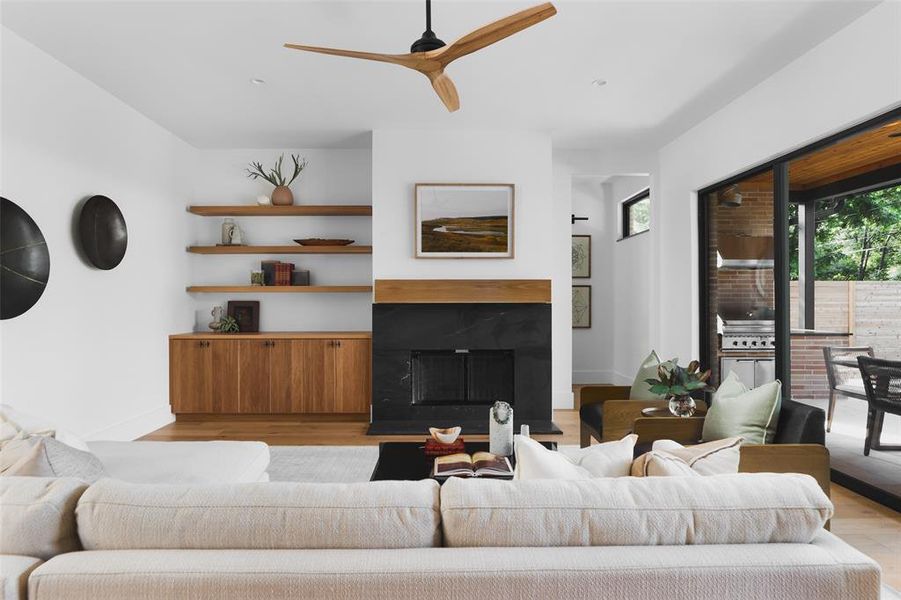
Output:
(170, 339), (240, 413)
(169, 333), (371, 415)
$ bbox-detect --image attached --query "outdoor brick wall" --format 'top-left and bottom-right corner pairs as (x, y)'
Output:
(790, 334), (850, 402)
(706, 177), (774, 385)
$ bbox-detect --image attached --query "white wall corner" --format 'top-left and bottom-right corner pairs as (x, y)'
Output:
(85, 405), (174, 441)
(552, 390), (574, 410)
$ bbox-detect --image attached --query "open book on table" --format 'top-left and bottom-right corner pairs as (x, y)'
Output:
(432, 452), (513, 478)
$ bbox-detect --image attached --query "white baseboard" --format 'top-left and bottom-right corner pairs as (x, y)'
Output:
(85, 405), (174, 441)
(611, 370), (634, 386)
(572, 370), (615, 385)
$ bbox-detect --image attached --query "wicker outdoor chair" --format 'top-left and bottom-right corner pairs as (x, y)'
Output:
(857, 356), (901, 456)
(823, 346), (873, 432)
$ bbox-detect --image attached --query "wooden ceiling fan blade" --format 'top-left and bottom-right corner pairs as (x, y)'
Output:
(283, 43), (418, 69)
(427, 71), (460, 112)
(437, 2), (556, 65)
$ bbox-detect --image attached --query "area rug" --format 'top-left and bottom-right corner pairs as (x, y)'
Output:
(268, 445), (378, 482)
(266, 444), (899, 600)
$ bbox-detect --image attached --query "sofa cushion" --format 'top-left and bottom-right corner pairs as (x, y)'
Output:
(77, 479), (441, 550)
(440, 473), (832, 547)
(0, 406), (89, 452)
(703, 372), (782, 444)
(0, 477), (87, 560)
(514, 434), (636, 479)
(26, 532), (880, 600)
(1, 555), (42, 600)
(1, 437), (106, 483)
(87, 440), (270, 484)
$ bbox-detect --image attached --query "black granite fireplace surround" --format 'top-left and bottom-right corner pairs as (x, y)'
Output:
(369, 303), (559, 435)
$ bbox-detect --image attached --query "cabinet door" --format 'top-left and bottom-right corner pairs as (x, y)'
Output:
(170, 339), (212, 413)
(269, 339), (296, 413)
(292, 339), (336, 413)
(208, 340), (241, 412)
(237, 340), (271, 413)
(334, 339), (371, 414)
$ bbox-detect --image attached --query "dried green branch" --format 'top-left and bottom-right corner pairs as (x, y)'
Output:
(245, 154), (308, 188)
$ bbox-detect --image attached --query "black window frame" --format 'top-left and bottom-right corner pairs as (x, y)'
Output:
(621, 188), (651, 240)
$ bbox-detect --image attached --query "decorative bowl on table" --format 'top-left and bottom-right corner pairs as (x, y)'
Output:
(294, 238), (354, 246)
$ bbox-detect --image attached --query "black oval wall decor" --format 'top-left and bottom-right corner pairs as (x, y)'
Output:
(79, 195), (127, 270)
(1, 197), (50, 320)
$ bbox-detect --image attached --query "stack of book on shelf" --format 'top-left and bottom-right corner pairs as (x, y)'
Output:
(261, 261), (310, 286)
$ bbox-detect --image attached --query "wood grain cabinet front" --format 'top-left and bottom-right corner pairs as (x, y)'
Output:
(169, 335), (371, 415)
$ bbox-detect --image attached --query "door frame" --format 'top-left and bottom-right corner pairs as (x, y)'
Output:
(697, 106), (901, 397)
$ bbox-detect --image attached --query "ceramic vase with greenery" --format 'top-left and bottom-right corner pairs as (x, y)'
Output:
(246, 154), (308, 206)
(645, 360), (714, 417)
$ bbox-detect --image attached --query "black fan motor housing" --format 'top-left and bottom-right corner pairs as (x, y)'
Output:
(1, 197), (50, 320)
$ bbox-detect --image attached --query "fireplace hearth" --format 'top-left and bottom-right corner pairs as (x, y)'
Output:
(368, 302), (558, 435)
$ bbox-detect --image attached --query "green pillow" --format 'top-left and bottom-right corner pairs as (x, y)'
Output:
(702, 371), (782, 444)
(629, 351), (676, 400)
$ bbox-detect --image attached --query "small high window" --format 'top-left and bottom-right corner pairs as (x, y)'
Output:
(622, 189), (650, 238)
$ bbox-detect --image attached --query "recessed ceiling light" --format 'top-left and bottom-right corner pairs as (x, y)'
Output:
(592, 79), (608, 87)
(250, 78), (266, 85)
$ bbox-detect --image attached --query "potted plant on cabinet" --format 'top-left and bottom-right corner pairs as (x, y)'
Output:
(246, 154), (308, 206)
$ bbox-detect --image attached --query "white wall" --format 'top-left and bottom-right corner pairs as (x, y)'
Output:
(652, 1), (901, 362)
(570, 178), (612, 384)
(608, 176), (652, 384)
(372, 129), (572, 408)
(188, 148), (372, 332)
(0, 28), (193, 439)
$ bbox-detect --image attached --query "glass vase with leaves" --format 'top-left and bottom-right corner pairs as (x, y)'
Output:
(645, 360), (715, 417)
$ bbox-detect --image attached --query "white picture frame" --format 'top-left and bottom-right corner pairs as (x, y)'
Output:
(415, 183), (514, 258)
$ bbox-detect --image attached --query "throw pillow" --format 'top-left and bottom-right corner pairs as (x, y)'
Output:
(514, 434), (637, 479)
(0, 404), (91, 451)
(630, 351), (662, 400)
(702, 372), (782, 444)
(0, 436), (106, 483)
(631, 437), (742, 477)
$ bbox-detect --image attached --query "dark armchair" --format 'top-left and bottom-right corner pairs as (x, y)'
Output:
(580, 389), (825, 448)
(857, 356), (901, 456)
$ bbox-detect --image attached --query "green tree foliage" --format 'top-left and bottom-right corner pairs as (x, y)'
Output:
(789, 185), (901, 281)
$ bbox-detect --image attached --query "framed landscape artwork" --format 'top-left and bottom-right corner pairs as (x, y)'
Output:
(415, 183), (514, 258)
(572, 235), (590, 278)
(572, 285), (591, 328)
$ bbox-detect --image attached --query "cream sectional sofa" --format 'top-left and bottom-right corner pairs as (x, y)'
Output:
(0, 474), (881, 600)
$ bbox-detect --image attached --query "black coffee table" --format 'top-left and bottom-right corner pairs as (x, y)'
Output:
(369, 441), (557, 482)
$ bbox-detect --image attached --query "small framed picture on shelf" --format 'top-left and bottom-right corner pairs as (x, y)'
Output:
(572, 285), (591, 329)
(227, 300), (260, 333)
(572, 235), (590, 278)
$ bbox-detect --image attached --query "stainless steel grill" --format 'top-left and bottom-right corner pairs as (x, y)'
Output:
(721, 319), (775, 352)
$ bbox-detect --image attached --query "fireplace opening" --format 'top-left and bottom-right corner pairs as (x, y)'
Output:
(411, 349), (514, 406)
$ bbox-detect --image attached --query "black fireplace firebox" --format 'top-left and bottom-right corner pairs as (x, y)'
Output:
(368, 302), (558, 435)
(411, 349), (514, 405)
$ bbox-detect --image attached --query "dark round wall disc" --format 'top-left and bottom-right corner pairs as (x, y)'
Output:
(79, 195), (127, 270)
(1, 197), (50, 320)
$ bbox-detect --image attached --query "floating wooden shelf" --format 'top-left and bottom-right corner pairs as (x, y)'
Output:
(188, 245), (372, 255)
(186, 285), (372, 294)
(188, 205), (372, 217)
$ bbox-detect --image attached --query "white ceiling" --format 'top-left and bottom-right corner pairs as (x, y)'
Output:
(1, 0), (878, 149)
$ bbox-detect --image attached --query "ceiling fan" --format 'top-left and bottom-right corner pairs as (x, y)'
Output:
(284, 1), (557, 112)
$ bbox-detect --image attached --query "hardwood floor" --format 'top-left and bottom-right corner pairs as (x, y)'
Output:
(144, 409), (901, 588)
